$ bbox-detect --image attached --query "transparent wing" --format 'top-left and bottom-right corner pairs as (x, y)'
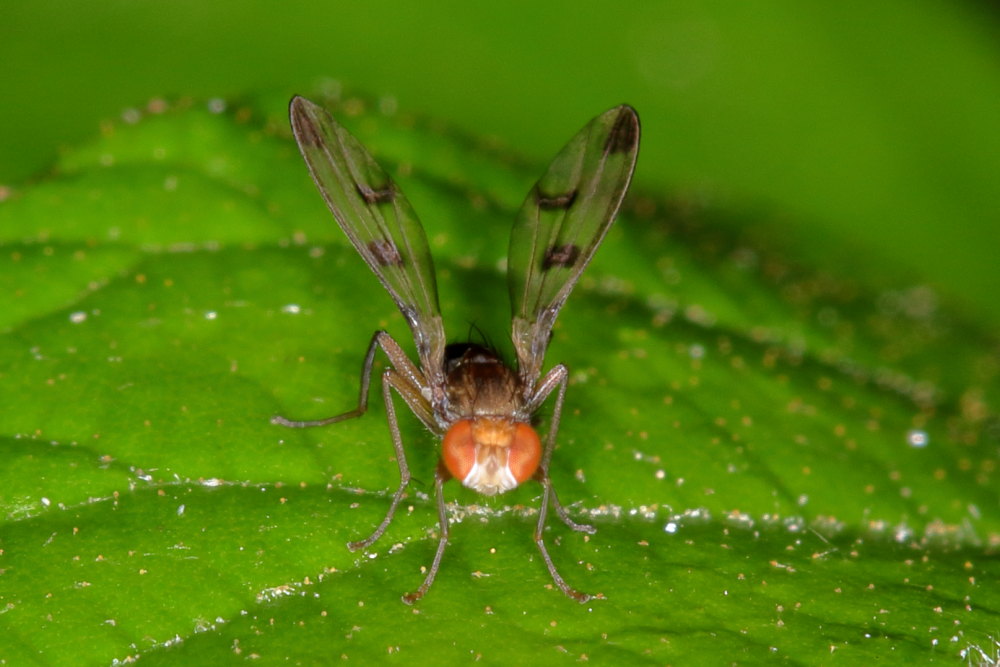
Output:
(290, 96), (445, 382)
(508, 105), (640, 387)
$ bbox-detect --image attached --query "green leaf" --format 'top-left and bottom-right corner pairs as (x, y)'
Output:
(0, 90), (997, 664)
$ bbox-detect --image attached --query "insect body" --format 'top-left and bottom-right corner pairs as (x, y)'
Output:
(275, 96), (639, 603)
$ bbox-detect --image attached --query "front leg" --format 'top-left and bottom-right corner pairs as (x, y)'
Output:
(533, 476), (593, 603)
(527, 364), (596, 602)
(529, 364), (596, 534)
(402, 463), (451, 604)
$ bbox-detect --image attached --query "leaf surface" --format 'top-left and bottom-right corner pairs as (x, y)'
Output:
(0, 91), (996, 664)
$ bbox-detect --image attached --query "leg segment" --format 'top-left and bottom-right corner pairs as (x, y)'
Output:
(402, 464), (451, 604)
(534, 477), (592, 603)
(347, 368), (423, 551)
(530, 364), (596, 533)
(271, 330), (428, 427)
(528, 363), (596, 601)
(271, 330), (437, 553)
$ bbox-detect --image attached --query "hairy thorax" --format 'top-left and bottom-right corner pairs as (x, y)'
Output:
(444, 344), (524, 418)
(441, 345), (539, 495)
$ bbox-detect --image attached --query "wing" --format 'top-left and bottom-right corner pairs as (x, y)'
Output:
(508, 105), (640, 386)
(289, 96), (445, 383)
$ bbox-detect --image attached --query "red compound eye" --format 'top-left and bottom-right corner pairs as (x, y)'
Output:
(442, 419), (476, 481)
(508, 423), (541, 484)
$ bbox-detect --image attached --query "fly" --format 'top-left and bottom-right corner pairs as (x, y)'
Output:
(274, 96), (640, 604)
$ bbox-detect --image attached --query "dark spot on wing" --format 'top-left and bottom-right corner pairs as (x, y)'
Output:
(536, 188), (577, 210)
(542, 244), (580, 269)
(292, 113), (323, 148)
(604, 107), (640, 155)
(356, 182), (396, 204)
(368, 239), (404, 266)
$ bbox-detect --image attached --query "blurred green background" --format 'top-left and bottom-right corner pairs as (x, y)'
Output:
(2, 0), (998, 327)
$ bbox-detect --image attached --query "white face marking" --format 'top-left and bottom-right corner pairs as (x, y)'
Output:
(462, 460), (518, 496)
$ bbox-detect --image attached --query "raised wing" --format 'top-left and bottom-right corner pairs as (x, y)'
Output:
(508, 105), (640, 386)
(289, 96), (445, 382)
